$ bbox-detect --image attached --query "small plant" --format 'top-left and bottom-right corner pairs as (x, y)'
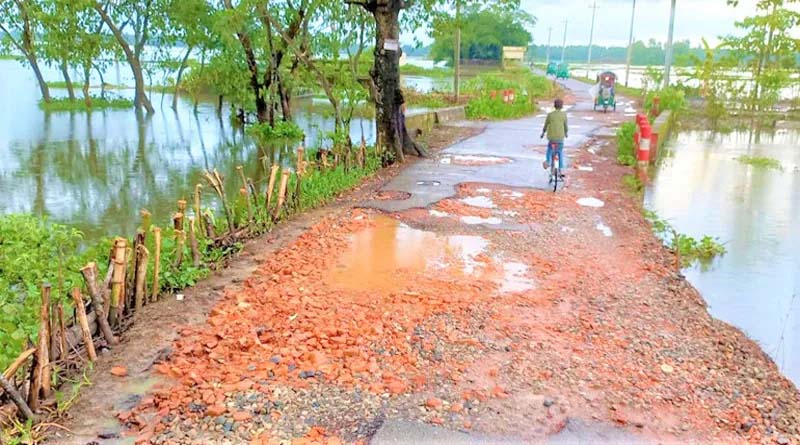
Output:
(622, 174), (643, 195)
(616, 122), (638, 166)
(735, 155), (782, 170)
(247, 121), (305, 143)
(644, 210), (727, 267)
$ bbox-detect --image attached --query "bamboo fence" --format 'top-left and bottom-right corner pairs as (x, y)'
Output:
(0, 145), (339, 426)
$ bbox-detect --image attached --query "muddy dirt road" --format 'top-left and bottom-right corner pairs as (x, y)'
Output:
(52, 78), (800, 445)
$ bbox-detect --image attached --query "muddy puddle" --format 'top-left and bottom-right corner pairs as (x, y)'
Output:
(329, 215), (534, 294)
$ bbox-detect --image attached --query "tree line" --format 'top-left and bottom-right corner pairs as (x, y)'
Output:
(0, 0), (521, 161)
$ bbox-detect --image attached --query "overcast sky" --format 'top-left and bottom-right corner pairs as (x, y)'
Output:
(403, 0), (800, 48)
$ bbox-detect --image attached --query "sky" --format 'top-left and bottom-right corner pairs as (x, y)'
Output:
(403, 0), (800, 49)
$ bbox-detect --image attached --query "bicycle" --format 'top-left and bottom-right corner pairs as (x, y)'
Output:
(546, 141), (564, 192)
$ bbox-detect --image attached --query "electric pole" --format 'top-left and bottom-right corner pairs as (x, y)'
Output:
(454, 0), (461, 102)
(560, 19), (568, 63)
(545, 26), (552, 65)
(624, 0), (636, 87)
(663, 0), (677, 88)
(587, 0), (598, 78)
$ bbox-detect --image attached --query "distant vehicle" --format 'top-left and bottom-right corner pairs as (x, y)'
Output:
(546, 62), (558, 76)
(556, 63), (570, 80)
(594, 71), (617, 113)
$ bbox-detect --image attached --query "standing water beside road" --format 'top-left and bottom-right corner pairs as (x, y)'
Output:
(645, 128), (800, 385)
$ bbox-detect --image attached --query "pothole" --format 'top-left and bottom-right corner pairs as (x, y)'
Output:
(374, 190), (412, 201)
(577, 197), (605, 208)
(416, 180), (442, 186)
(439, 154), (513, 166)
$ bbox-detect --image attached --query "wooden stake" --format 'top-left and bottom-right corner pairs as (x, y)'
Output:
(296, 146), (306, 176)
(202, 211), (216, 239)
(188, 216), (200, 267)
(134, 243), (150, 314)
(56, 304), (67, 363)
(236, 166), (254, 222)
(151, 227), (162, 303)
(0, 374), (34, 421)
(140, 209), (152, 234)
(274, 170), (290, 219)
(203, 170), (235, 235)
(174, 230), (186, 268)
(360, 137), (367, 169)
(109, 238), (127, 327)
(194, 184), (203, 238)
(177, 199), (187, 215)
(29, 284), (52, 410)
(266, 164), (279, 211)
(2, 348), (36, 380)
(70, 288), (97, 361)
(80, 262), (118, 345)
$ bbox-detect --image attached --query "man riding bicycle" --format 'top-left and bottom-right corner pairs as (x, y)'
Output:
(541, 98), (568, 179)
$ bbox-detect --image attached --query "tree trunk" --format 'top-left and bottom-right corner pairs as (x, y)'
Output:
(60, 60), (76, 101)
(94, 4), (154, 114)
(82, 63), (92, 108)
(172, 45), (193, 110)
(365, 1), (426, 162)
(27, 54), (51, 103)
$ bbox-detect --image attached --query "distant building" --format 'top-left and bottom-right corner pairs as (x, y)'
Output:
(502, 47), (526, 68)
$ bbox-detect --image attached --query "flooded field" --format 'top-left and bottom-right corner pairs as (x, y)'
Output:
(646, 128), (800, 384)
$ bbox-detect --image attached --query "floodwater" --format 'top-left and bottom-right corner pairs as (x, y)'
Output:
(646, 128), (800, 385)
(0, 59), (384, 241)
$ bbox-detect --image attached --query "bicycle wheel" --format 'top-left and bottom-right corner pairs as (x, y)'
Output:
(552, 165), (559, 192)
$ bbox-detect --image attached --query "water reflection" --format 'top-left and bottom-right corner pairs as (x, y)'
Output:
(645, 129), (800, 385)
(0, 59), (377, 241)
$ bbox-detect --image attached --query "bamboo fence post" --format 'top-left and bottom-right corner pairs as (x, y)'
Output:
(29, 284), (52, 410)
(203, 170), (235, 235)
(194, 184), (203, 239)
(123, 245), (132, 314)
(134, 243), (150, 314)
(273, 170), (290, 220)
(202, 211), (216, 239)
(188, 216), (200, 267)
(236, 166), (254, 222)
(80, 262), (118, 345)
(109, 238), (127, 327)
(56, 304), (67, 362)
(3, 348), (36, 380)
(177, 199), (187, 219)
(294, 151), (304, 211)
(151, 227), (162, 303)
(296, 146), (306, 176)
(360, 137), (367, 169)
(0, 374), (34, 421)
(173, 212), (185, 268)
(132, 230), (146, 311)
(140, 209), (152, 234)
(266, 164), (279, 212)
(70, 288), (97, 361)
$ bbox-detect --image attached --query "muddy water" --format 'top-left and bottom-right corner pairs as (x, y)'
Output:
(0, 59), (382, 242)
(645, 129), (800, 385)
(329, 215), (534, 294)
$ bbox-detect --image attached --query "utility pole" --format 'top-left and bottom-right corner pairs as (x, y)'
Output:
(454, 0), (461, 102)
(586, 0), (598, 78)
(545, 26), (552, 65)
(560, 19), (568, 63)
(663, 0), (677, 88)
(624, 0), (636, 87)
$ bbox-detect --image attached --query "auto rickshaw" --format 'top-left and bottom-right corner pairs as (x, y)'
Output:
(546, 62), (558, 76)
(556, 63), (570, 79)
(594, 71), (617, 112)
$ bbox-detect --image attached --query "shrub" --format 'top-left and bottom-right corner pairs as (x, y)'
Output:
(247, 121), (305, 143)
(463, 69), (553, 120)
(616, 121), (638, 166)
(39, 96), (134, 112)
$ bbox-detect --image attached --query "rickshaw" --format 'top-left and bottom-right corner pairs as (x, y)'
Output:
(594, 71), (617, 112)
(546, 62), (558, 76)
(556, 63), (570, 79)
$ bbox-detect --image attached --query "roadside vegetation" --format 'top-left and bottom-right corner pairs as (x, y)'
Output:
(644, 210), (727, 267)
(464, 67), (555, 120)
(616, 121), (638, 166)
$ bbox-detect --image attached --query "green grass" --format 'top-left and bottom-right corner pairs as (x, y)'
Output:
(400, 64), (453, 77)
(39, 96), (134, 112)
(622, 174), (644, 195)
(735, 155), (783, 170)
(463, 68), (555, 120)
(616, 121), (638, 166)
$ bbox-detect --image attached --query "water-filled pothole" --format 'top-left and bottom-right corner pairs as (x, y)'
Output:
(416, 180), (442, 186)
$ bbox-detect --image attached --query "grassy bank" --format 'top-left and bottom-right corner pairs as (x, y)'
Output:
(39, 96), (134, 112)
(400, 64), (453, 78)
